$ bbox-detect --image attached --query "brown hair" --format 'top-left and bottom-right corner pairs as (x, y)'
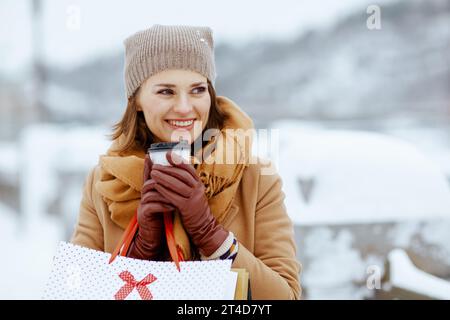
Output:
(109, 79), (228, 156)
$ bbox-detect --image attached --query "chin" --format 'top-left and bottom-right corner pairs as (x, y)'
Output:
(168, 131), (193, 143)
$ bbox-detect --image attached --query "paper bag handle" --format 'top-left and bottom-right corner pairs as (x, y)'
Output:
(109, 210), (184, 272)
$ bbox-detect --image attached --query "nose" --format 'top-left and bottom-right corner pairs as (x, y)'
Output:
(172, 93), (193, 114)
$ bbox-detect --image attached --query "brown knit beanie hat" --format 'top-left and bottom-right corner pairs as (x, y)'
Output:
(123, 24), (217, 99)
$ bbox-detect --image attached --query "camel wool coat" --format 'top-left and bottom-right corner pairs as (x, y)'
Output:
(71, 157), (302, 300)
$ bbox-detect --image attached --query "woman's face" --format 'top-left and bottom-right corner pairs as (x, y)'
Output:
(136, 69), (211, 144)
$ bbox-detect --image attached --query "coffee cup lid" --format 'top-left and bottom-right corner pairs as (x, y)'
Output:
(148, 139), (189, 152)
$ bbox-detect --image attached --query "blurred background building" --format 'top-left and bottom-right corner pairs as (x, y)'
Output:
(0, 0), (449, 299)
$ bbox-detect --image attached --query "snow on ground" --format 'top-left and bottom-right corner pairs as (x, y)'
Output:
(0, 124), (112, 299)
(269, 121), (450, 299)
(271, 122), (450, 226)
(384, 126), (450, 178)
(388, 249), (450, 299)
(301, 226), (383, 299)
(297, 219), (450, 300)
(389, 219), (450, 267)
(0, 202), (62, 299)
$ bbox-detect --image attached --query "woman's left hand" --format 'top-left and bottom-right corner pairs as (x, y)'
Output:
(150, 152), (229, 257)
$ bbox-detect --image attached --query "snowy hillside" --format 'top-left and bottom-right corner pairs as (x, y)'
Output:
(273, 121), (450, 226)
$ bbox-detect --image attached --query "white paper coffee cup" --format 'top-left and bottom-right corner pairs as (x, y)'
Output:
(148, 139), (190, 166)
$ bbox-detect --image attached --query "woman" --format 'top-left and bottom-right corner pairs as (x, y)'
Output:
(71, 24), (301, 299)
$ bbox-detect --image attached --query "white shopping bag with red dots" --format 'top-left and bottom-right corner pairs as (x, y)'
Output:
(43, 242), (237, 300)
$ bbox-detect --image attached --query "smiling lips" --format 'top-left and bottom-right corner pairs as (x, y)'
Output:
(166, 119), (195, 130)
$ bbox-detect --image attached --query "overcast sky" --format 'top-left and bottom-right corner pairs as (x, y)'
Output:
(1, 0), (385, 76)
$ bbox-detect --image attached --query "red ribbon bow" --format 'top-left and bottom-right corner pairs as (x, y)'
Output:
(114, 271), (157, 300)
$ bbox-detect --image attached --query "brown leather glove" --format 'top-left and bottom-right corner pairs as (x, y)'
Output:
(151, 152), (229, 257)
(127, 154), (176, 261)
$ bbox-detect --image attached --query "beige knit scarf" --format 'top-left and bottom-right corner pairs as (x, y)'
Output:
(95, 96), (253, 260)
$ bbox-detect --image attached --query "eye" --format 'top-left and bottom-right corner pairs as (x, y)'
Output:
(192, 86), (206, 94)
(158, 89), (173, 95)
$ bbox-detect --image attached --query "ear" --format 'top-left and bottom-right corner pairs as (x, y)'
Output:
(135, 98), (143, 112)
(135, 87), (143, 111)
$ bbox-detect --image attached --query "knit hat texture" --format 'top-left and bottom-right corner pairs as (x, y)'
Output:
(123, 24), (216, 98)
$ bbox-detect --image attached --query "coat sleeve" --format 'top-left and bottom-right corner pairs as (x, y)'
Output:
(70, 166), (104, 251)
(231, 167), (302, 300)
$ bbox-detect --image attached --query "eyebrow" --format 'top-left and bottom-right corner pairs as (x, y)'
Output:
(153, 82), (206, 88)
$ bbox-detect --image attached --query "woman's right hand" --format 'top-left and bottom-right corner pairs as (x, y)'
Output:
(127, 154), (175, 260)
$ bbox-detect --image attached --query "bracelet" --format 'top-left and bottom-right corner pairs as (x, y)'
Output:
(200, 232), (239, 262)
(219, 236), (238, 262)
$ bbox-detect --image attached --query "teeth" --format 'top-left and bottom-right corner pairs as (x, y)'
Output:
(168, 120), (194, 127)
